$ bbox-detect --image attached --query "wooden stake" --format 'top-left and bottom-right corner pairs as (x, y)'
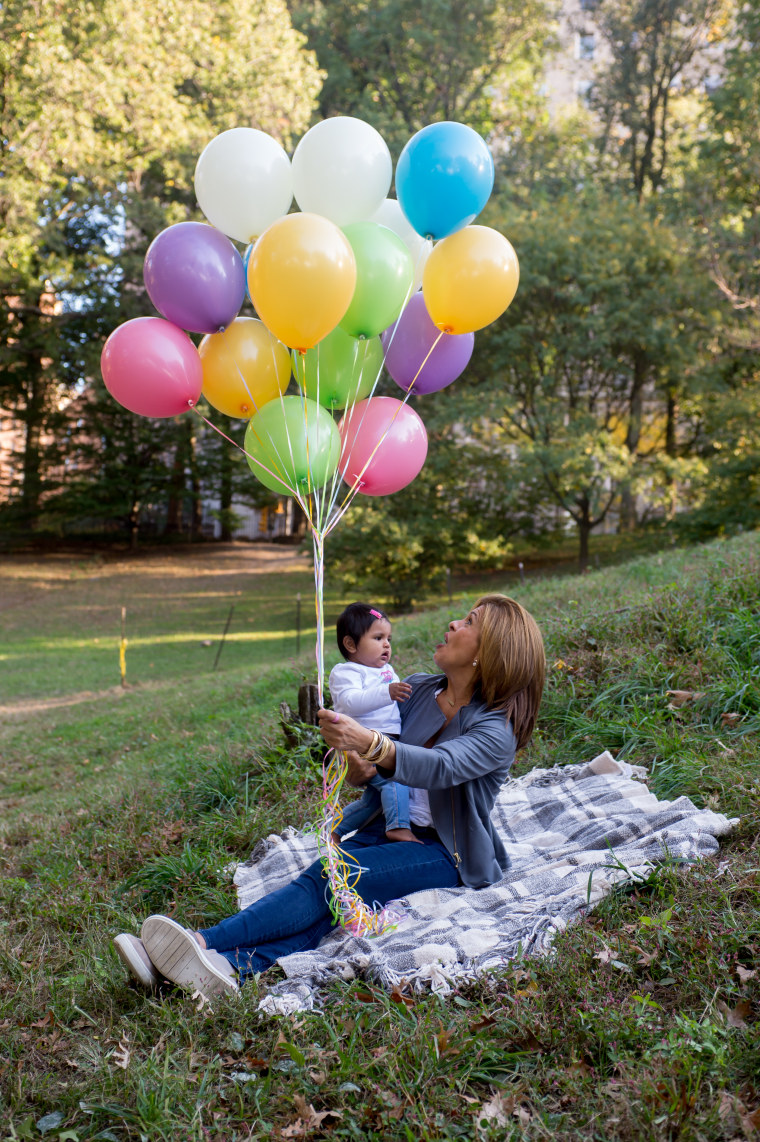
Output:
(214, 604), (235, 671)
(120, 606), (127, 687)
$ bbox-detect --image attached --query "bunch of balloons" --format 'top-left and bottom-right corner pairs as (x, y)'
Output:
(101, 115), (519, 510)
(101, 115), (519, 936)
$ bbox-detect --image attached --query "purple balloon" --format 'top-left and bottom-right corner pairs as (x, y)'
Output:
(144, 221), (245, 334)
(381, 292), (474, 395)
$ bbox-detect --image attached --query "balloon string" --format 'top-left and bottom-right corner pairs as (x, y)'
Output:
(325, 329), (445, 535)
(190, 407), (310, 519)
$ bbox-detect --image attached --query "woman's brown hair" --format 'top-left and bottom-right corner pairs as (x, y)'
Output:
(471, 594), (545, 750)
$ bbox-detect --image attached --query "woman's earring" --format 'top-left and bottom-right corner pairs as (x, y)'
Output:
(472, 659), (478, 666)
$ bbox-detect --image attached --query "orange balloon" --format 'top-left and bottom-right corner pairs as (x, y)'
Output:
(199, 318), (290, 418)
(422, 225), (519, 334)
(248, 213), (357, 351)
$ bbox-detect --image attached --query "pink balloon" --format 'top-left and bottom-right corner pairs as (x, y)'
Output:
(101, 317), (203, 418)
(339, 396), (428, 496)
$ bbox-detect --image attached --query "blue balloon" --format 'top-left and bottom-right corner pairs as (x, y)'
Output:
(396, 122), (494, 241)
(243, 243), (254, 302)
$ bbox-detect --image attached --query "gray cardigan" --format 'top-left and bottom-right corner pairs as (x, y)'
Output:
(378, 673), (516, 888)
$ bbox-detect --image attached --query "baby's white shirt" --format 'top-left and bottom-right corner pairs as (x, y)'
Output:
(329, 660), (401, 734)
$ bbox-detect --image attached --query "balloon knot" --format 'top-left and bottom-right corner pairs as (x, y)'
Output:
(296, 348), (306, 357)
(218, 325), (225, 334)
(187, 399), (195, 407)
(442, 325), (453, 335)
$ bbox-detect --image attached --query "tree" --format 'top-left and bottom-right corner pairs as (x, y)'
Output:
(695, 0), (760, 344)
(470, 192), (720, 567)
(288, 0), (553, 153)
(588, 0), (731, 199)
(0, 0), (321, 533)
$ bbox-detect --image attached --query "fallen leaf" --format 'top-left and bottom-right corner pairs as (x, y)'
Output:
(594, 947), (615, 964)
(717, 1091), (734, 1120)
(469, 1015), (497, 1033)
(475, 1091), (514, 1130)
(717, 999), (752, 1029)
(721, 711), (742, 726)
(629, 943), (658, 966)
(736, 965), (757, 984)
(282, 1098), (342, 1137)
(112, 1037), (131, 1071)
(30, 1011), (56, 1029)
(191, 990), (214, 1014)
(390, 984), (415, 1007)
(666, 689), (706, 708)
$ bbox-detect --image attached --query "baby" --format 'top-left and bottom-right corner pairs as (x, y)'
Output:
(328, 602), (415, 843)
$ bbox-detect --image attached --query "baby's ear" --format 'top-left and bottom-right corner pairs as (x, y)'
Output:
(342, 636), (357, 655)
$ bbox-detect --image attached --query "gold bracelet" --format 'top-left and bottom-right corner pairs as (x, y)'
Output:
(373, 734), (394, 767)
(358, 730), (382, 761)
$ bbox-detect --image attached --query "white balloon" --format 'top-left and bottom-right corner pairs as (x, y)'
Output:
(194, 128), (293, 245)
(371, 198), (433, 291)
(292, 116), (392, 226)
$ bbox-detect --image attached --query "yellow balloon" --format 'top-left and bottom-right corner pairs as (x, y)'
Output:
(248, 213), (357, 351)
(422, 225), (520, 334)
(199, 318), (291, 419)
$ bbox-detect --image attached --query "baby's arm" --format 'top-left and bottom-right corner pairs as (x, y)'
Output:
(329, 663), (403, 717)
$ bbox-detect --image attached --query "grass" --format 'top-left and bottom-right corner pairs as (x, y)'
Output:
(1, 531), (759, 1139)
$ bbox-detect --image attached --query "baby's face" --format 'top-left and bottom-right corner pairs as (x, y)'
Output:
(351, 618), (392, 669)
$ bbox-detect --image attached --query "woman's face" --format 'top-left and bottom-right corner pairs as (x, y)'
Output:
(433, 607), (482, 672)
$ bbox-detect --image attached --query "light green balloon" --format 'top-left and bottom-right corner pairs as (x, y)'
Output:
(292, 326), (383, 410)
(340, 221), (414, 339)
(244, 396), (340, 495)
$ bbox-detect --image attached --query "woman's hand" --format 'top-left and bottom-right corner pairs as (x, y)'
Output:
(317, 707), (375, 753)
(316, 708), (397, 780)
(344, 750), (378, 787)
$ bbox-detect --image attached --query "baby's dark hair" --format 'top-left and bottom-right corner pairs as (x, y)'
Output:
(336, 602), (390, 659)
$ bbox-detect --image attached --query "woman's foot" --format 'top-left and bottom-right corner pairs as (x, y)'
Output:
(113, 933), (161, 989)
(385, 827), (423, 844)
(140, 915), (239, 997)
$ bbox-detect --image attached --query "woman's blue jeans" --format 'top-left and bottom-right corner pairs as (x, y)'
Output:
(199, 819), (459, 980)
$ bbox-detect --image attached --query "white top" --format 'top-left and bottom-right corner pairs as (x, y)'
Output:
(408, 787), (433, 826)
(329, 660), (402, 734)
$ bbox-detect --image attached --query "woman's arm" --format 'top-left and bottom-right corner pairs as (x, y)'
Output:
(393, 713), (514, 789)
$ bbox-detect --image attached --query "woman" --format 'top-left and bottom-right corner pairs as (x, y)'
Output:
(114, 594), (545, 996)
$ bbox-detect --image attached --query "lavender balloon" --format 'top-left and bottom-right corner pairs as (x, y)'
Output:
(144, 221), (245, 335)
(381, 292), (474, 395)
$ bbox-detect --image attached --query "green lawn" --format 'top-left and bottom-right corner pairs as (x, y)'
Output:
(1, 532), (759, 1140)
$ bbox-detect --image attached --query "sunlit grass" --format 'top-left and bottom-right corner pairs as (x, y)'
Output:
(1, 531), (759, 1139)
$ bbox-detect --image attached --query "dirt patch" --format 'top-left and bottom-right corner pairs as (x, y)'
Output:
(0, 686), (128, 719)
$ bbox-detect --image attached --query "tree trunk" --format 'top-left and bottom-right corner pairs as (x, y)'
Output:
(188, 428), (202, 539)
(577, 495), (591, 571)
(129, 499), (140, 552)
(219, 417), (233, 542)
(164, 424), (188, 535)
(619, 351), (648, 531)
(665, 389), (678, 457)
(19, 374), (46, 526)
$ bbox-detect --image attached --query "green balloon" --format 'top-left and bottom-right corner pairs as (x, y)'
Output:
(340, 222), (414, 339)
(244, 396), (340, 495)
(292, 326), (384, 410)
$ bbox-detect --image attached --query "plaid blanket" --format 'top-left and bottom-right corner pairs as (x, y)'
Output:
(232, 753), (737, 1014)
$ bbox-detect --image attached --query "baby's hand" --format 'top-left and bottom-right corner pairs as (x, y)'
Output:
(389, 681), (413, 703)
